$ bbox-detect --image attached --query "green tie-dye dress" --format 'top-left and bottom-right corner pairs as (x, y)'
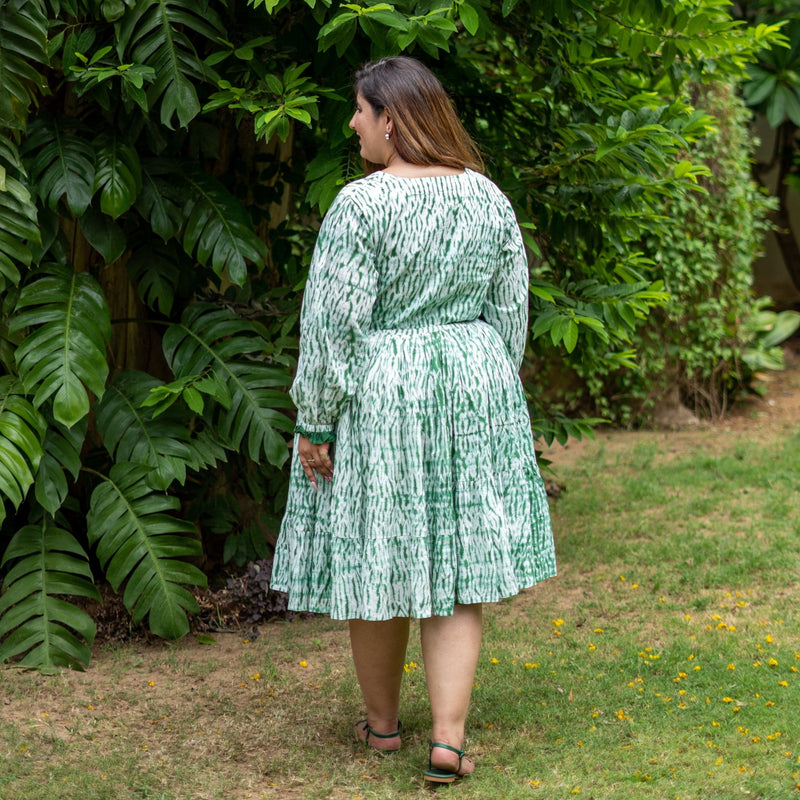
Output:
(270, 168), (556, 619)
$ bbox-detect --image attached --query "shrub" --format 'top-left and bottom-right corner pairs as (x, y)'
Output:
(538, 83), (790, 426)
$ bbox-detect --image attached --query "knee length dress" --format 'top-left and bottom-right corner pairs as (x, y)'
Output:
(270, 168), (556, 620)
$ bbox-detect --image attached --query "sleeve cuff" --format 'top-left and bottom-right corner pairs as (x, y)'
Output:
(294, 422), (336, 444)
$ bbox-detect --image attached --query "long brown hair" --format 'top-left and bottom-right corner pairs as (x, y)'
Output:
(354, 56), (484, 174)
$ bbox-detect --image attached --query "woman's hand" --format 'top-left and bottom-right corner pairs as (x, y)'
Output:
(297, 435), (334, 490)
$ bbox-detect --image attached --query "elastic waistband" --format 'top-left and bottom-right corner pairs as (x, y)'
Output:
(368, 320), (481, 337)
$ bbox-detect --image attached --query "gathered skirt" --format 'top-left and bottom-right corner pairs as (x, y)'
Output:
(270, 320), (556, 620)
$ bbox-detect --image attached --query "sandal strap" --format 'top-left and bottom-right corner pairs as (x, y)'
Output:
(358, 719), (402, 742)
(429, 740), (465, 772)
(429, 741), (465, 757)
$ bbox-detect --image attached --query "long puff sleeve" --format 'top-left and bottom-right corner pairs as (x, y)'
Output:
(481, 202), (529, 371)
(290, 189), (378, 442)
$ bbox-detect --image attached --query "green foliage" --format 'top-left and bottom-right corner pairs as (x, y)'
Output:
(0, 0), (49, 131)
(86, 464), (206, 639)
(118, 0), (225, 128)
(134, 159), (270, 285)
(0, 0), (786, 667)
(35, 416), (86, 514)
(546, 84), (782, 424)
(177, 165), (270, 285)
(739, 300), (800, 372)
(0, 517), (99, 670)
(0, 377), (46, 525)
(160, 303), (294, 466)
(10, 263), (111, 428)
(93, 133), (142, 219)
(0, 140), (39, 290)
(736, 2), (800, 294)
(26, 116), (96, 217)
(95, 370), (204, 491)
(741, 16), (800, 127)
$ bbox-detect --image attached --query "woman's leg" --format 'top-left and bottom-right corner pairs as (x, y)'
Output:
(349, 617), (410, 750)
(420, 603), (482, 774)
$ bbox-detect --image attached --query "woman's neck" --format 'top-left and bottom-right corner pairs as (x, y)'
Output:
(382, 155), (464, 178)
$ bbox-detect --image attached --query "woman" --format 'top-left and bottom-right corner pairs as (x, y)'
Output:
(271, 56), (556, 784)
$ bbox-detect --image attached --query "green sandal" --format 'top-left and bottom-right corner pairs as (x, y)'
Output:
(423, 741), (471, 784)
(354, 719), (402, 753)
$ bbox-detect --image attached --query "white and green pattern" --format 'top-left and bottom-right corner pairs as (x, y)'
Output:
(271, 169), (556, 620)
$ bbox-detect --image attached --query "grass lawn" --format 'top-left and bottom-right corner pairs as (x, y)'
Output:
(2, 368), (800, 800)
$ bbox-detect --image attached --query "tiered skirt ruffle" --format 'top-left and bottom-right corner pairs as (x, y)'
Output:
(271, 320), (556, 620)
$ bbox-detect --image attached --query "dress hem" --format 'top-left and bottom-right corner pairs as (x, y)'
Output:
(270, 568), (558, 621)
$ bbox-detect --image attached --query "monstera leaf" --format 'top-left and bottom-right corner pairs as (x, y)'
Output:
(140, 159), (267, 285)
(95, 370), (221, 490)
(9, 263), (111, 428)
(0, 138), (40, 289)
(118, 0), (224, 129)
(34, 415), (87, 515)
(0, 518), (100, 670)
(181, 165), (269, 285)
(87, 463), (207, 639)
(25, 115), (96, 216)
(93, 132), (142, 219)
(0, 0), (48, 130)
(127, 237), (185, 315)
(0, 376), (47, 525)
(162, 302), (293, 467)
(136, 162), (184, 242)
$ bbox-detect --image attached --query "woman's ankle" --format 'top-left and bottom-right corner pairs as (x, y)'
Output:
(429, 740), (474, 775)
(354, 718), (402, 751)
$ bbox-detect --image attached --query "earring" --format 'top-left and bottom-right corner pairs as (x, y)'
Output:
(385, 130), (391, 140)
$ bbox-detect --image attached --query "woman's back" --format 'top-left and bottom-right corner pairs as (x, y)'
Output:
(333, 169), (517, 332)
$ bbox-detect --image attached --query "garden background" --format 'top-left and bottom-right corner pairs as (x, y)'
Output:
(1, 1), (800, 793)
(0, 0), (800, 800)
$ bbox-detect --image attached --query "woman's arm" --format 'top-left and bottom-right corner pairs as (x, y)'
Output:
(481, 203), (529, 371)
(290, 189), (378, 442)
